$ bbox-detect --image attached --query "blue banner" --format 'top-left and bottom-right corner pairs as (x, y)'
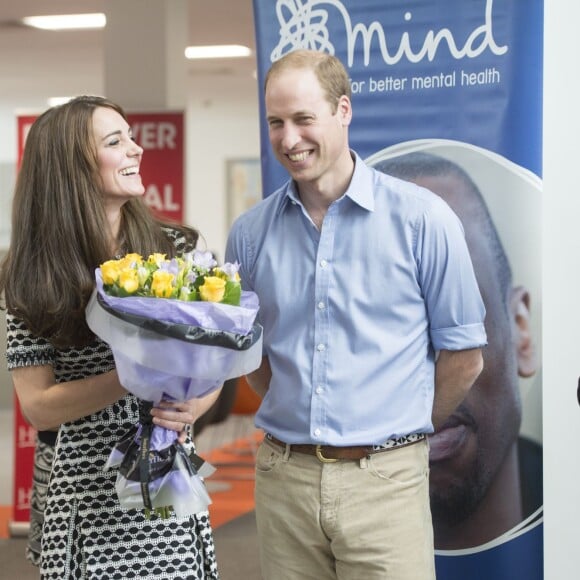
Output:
(253, 1), (543, 578)
(254, 0), (542, 188)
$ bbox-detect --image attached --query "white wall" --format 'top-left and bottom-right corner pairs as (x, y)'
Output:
(186, 73), (260, 259)
(543, 1), (580, 576)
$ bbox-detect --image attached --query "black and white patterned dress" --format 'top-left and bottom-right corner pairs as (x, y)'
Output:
(26, 433), (56, 565)
(5, 230), (220, 579)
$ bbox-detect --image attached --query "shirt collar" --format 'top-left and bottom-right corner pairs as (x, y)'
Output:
(344, 151), (375, 212)
(279, 150), (375, 214)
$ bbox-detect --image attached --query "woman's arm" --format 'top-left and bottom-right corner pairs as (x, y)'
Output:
(12, 365), (127, 431)
(13, 364), (223, 440)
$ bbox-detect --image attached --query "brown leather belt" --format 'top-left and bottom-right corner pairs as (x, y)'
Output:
(265, 433), (425, 463)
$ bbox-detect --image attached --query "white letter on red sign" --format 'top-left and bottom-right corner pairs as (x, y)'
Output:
(144, 184), (180, 211)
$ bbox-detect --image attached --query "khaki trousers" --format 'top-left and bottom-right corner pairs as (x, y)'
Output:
(255, 437), (435, 580)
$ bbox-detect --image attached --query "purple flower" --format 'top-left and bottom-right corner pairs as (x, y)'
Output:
(158, 258), (180, 278)
(221, 261), (240, 281)
(192, 250), (217, 271)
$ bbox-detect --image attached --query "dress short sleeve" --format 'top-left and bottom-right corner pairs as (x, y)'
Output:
(5, 311), (56, 370)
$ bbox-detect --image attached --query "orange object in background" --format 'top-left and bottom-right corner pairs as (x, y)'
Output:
(0, 506), (11, 539)
(232, 376), (261, 415)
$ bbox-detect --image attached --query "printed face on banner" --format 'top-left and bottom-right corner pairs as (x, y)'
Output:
(391, 165), (527, 533)
(367, 141), (542, 555)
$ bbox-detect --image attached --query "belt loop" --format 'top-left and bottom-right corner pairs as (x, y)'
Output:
(282, 443), (291, 462)
(359, 456), (368, 469)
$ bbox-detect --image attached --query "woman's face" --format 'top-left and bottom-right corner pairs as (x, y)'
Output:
(92, 106), (144, 207)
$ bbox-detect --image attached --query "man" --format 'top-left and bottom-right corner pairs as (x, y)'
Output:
(374, 152), (541, 550)
(225, 50), (486, 580)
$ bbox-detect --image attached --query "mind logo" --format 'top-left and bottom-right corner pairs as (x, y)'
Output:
(270, 0), (508, 67)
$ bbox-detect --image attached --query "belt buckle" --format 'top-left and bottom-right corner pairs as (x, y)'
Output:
(315, 445), (338, 463)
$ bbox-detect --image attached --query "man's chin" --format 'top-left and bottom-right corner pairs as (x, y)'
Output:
(430, 478), (485, 528)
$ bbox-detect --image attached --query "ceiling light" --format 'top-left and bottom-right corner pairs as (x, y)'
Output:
(22, 13), (106, 31)
(47, 96), (74, 107)
(185, 44), (252, 60)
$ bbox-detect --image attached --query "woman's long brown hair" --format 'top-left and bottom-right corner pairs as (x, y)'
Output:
(0, 96), (197, 347)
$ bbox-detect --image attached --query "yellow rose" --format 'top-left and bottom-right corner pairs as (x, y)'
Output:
(119, 268), (139, 294)
(199, 276), (226, 302)
(100, 260), (121, 285)
(151, 270), (175, 298)
(148, 253), (167, 267)
(119, 253), (143, 268)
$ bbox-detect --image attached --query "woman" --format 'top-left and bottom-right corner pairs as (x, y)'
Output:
(0, 96), (221, 579)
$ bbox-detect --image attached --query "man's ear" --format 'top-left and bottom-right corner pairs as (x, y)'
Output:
(337, 95), (352, 126)
(510, 285), (538, 378)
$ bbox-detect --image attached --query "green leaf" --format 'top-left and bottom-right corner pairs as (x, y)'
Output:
(221, 281), (241, 305)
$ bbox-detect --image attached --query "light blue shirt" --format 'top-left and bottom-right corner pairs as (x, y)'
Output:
(225, 152), (487, 445)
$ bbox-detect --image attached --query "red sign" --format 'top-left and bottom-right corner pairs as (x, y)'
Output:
(128, 112), (185, 223)
(12, 110), (185, 526)
(12, 393), (36, 524)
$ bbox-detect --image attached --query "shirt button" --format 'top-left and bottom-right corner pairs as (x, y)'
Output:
(317, 343), (326, 352)
(314, 428), (321, 437)
(317, 301), (325, 310)
(315, 386), (323, 394)
(320, 259), (328, 268)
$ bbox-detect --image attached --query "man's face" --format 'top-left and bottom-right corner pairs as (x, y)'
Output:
(265, 67), (351, 189)
(409, 172), (523, 525)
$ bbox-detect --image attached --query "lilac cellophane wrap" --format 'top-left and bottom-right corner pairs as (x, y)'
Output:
(86, 272), (263, 403)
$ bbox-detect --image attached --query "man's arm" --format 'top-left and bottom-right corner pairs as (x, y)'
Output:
(245, 356), (272, 398)
(432, 348), (483, 429)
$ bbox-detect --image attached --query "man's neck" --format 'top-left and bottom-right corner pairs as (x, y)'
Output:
(296, 150), (355, 228)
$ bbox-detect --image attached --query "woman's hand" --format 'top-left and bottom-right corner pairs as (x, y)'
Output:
(150, 388), (224, 443)
(150, 400), (196, 443)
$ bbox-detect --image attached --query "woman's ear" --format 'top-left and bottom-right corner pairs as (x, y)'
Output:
(510, 285), (538, 378)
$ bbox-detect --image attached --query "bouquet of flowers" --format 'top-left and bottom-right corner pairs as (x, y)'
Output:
(86, 250), (262, 518)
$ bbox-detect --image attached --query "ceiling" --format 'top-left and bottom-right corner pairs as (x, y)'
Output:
(0, 0), (258, 103)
